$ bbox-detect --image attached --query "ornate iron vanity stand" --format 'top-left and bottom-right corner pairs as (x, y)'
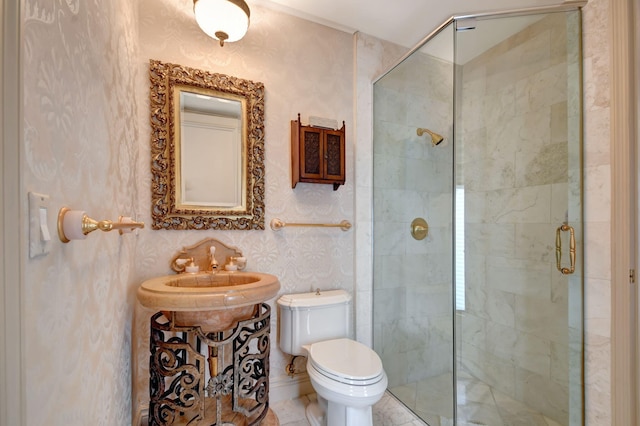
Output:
(148, 303), (272, 425)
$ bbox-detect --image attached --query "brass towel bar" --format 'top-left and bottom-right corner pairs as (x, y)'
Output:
(270, 218), (352, 232)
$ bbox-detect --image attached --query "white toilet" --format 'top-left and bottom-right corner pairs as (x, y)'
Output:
(277, 290), (388, 426)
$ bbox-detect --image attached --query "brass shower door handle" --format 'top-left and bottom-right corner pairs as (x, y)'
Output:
(555, 223), (576, 275)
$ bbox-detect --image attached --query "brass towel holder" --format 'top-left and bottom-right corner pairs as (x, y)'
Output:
(270, 218), (352, 232)
(57, 207), (144, 242)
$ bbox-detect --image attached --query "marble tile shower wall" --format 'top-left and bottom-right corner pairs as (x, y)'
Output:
(457, 13), (577, 423)
(373, 52), (454, 388)
(581, 0), (612, 422)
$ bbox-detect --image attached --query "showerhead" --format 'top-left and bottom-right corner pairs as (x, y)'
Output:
(417, 127), (444, 146)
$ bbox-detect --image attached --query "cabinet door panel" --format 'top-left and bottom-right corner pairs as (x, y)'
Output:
(301, 128), (323, 179)
(325, 131), (344, 180)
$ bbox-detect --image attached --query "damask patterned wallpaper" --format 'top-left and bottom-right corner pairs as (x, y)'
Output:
(132, 0), (355, 415)
(23, 0), (140, 424)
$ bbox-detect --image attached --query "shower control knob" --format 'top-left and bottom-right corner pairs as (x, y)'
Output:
(411, 218), (429, 240)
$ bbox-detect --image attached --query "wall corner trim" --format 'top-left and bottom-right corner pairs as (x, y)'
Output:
(609, 0), (638, 424)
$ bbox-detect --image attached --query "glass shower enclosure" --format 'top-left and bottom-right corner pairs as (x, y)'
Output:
(372, 5), (583, 425)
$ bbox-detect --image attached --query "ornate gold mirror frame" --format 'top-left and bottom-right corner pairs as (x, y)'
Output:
(149, 59), (265, 230)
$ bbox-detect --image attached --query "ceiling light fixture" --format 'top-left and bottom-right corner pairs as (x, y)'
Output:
(193, 0), (250, 47)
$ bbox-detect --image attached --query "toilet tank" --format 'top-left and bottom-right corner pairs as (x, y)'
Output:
(277, 289), (352, 356)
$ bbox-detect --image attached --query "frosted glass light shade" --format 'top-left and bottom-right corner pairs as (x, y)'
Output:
(193, 0), (250, 46)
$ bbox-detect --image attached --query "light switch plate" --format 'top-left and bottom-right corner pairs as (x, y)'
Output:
(28, 192), (51, 258)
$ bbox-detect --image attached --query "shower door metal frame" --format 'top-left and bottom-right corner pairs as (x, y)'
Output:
(373, 1), (587, 86)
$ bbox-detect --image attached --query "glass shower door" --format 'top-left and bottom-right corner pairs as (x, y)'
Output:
(453, 10), (583, 425)
(372, 23), (456, 425)
(372, 8), (582, 425)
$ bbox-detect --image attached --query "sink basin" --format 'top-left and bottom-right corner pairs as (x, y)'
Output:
(137, 271), (280, 332)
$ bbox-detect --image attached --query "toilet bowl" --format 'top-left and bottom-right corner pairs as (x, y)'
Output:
(304, 338), (388, 426)
(277, 290), (388, 426)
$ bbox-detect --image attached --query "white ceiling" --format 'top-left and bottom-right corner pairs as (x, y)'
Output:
(252, 0), (568, 47)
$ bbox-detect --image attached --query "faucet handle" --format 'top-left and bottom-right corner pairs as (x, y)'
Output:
(224, 258), (238, 271)
(231, 256), (246, 270)
(174, 257), (193, 273)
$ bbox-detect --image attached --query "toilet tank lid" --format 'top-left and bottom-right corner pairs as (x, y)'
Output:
(277, 289), (351, 308)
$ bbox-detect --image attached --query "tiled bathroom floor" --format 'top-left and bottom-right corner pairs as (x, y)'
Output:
(390, 373), (564, 426)
(271, 391), (426, 426)
(273, 374), (564, 426)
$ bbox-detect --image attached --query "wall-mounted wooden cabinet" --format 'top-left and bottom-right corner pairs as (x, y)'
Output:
(291, 114), (345, 190)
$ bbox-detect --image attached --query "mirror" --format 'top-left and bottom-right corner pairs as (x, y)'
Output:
(178, 90), (244, 208)
(149, 60), (265, 230)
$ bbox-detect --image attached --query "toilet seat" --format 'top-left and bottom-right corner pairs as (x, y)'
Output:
(308, 338), (384, 386)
